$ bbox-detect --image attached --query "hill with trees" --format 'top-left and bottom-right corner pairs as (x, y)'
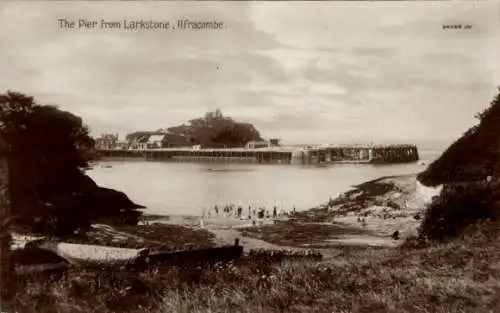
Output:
(0, 91), (144, 237)
(417, 89), (500, 187)
(126, 109), (264, 148)
(416, 89), (500, 242)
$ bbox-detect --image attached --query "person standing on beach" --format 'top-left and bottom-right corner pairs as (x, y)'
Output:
(200, 208), (205, 228)
(237, 206), (242, 218)
(214, 205), (219, 216)
(273, 206), (277, 219)
(258, 208), (264, 219)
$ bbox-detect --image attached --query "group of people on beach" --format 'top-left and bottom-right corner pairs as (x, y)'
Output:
(201, 204), (297, 224)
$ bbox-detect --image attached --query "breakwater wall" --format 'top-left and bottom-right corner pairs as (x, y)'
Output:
(97, 144), (419, 165)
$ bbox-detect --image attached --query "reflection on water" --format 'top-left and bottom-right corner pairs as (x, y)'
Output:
(87, 150), (442, 216)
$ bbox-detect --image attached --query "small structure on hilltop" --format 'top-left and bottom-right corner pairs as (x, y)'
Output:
(204, 108), (224, 121)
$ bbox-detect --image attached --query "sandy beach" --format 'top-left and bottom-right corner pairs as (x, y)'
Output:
(188, 173), (425, 249)
(9, 173), (425, 266)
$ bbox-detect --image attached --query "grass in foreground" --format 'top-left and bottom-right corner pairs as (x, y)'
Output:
(2, 225), (499, 313)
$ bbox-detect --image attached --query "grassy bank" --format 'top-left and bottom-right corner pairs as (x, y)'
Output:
(2, 226), (499, 313)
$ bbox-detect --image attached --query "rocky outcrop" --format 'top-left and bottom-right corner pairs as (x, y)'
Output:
(82, 185), (145, 225)
(10, 172), (145, 236)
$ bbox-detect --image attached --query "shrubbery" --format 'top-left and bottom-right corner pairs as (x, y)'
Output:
(418, 180), (500, 242)
(0, 91), (143, 236)
(416, 89), (500, 242)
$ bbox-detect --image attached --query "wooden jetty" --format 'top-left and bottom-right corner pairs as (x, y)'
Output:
(97, 144), (419, 165)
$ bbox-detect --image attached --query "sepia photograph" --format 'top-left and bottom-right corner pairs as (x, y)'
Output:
(0, 0), (499, 312)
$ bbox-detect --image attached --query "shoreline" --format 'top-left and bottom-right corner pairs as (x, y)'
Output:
(151, 172), (423, 248)
(9, 173), (424, 267)
(236, 173), (423, 249)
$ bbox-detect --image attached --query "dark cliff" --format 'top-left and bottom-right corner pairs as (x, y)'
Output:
(417, 91), (500, 187)
(416, 90), (500, 240)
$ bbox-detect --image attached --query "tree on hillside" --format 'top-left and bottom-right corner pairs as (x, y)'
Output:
(211, 123), (260, 148)
(211, 127), (240, 148)
(159, 112), (263, 148)
(416, 88), (500, 242)
(126, 131), (152, 143)
(129, 111), (263, 149)
(0, 135), (10, 221)
(0, 133), (13, 280)
(0, 91), (142, 236)
(0, 92), (97, 232)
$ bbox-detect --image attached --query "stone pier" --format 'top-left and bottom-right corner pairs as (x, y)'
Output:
(97, 144), (419, 165)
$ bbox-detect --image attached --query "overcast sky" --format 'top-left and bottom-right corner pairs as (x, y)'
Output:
(0, 1), (499, 147)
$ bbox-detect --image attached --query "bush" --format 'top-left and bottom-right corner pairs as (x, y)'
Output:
(418, 180), (500, 241)
(0, 91), (143, 236)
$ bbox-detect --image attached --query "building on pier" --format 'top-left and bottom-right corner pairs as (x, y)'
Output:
(95, 133), (119, 150)
(245, 141), (270, 149)
(147, 135), (165, 149)
(245, 138), (281, 149)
